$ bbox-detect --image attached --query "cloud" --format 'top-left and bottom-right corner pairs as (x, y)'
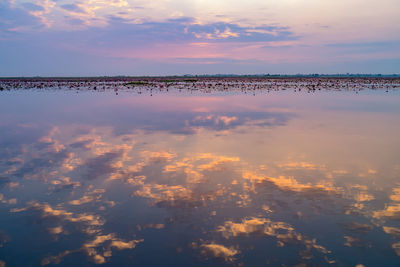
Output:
(383, 226), (400, 238)
(0, 13), (296, 61)
(390, 186), (400, 201)
(141, 223), (165, 230)
(0, 193), (17, 205)
(41, 250), (73, 265)
(217, 217), (330, 261)
(50, 177), (81, 191)
(48, 226), (63, 234)
(373, 204), (400, 221)
(0, 177), (11, 189)
(353, 191), (375, 202)
(41, 234), (143, 265)
(133, 184), (194, 204)
(326, 41), (400, 52)
(124, 152), (242, 207)
(344, 236), (362, 247)
(104, 110), (292, 135)
(11, 201), (104, 226)
(1, 0), (400, 74)
(81, 234), (143, 264)
(22, 2), (45, 12)
(10, 143), (71, 180)
(69, 195), (98, 205)
(60, 3), (88, 14)
(195, 154), (240, 172)
(10, 199), (143, 265)
(75, 150), (125, 180)
(277, 161), (318, 170)
(342, 222), (373, 233)
(141, 151), (176, 163)
(0, 1), (44, 35)
(199, 243), (239, 262)
(392, 243), (400, 256)
(0, 230), (9, 247)
(242, 171), (340, 196)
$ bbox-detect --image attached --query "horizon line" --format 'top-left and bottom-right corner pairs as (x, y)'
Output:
(1, 73), (400, 79)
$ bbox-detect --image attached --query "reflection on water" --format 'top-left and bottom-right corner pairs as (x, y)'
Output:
(0, 81), (400, 266)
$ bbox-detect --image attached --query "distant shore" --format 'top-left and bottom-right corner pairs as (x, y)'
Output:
(1, 74), (400, 80)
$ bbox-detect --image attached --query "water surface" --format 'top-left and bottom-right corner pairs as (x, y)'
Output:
(1, 79), (400, 266)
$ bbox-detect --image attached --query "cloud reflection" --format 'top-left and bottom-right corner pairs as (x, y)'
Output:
(1, 90), (400, 265)
(217, 217), (330, 260)
(198, 243), (239, 262)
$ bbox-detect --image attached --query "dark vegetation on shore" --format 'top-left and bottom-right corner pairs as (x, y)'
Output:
(0, 77), (399, 94)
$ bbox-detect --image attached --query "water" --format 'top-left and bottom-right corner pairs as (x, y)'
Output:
(0, 80), (400, 266)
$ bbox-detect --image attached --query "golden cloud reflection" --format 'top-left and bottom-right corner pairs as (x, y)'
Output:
(373, 186), (400, 224)
(11, 201), (104, 227)
(198, 243), (239, 262)
(41, 234), (143, 265)
(392, 243), (400, 256)
(217, 217), (330, 259)
(242, 171), (340, 195)
(383, 226), (400, 238)
(373, 204), (400, 222)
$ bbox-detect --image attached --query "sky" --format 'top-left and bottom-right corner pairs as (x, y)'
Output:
(0, 0), (399, 76)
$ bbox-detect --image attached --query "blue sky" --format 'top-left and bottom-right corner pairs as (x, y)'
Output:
(0, 0), (399, 76)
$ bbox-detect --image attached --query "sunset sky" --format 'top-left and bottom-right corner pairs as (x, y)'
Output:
(1, 0), (399, 76)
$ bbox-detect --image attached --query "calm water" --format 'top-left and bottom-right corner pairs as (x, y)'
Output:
(1, 81), (400, 266)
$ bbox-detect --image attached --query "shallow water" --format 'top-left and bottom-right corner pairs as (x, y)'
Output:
(1, 82), (400, 266)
